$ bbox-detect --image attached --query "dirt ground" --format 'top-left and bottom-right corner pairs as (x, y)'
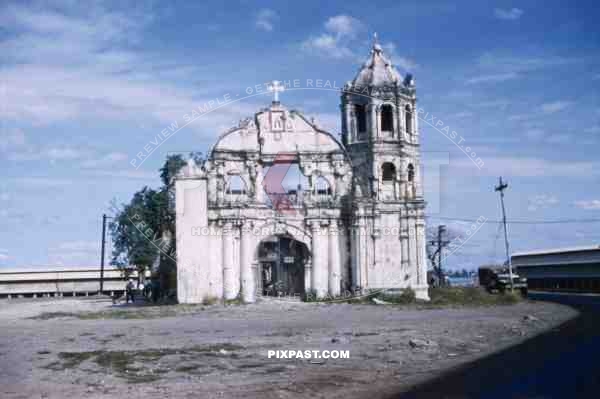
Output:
(0, 296), (577, 399)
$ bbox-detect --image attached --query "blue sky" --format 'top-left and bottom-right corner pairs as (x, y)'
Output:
(1, 0), (599, 270)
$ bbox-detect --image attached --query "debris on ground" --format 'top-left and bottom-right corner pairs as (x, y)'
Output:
(409, 338), (438, 349)
(372, 298), (391, 305)
(522, 315), (539, 322)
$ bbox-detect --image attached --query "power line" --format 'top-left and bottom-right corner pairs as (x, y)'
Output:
(426, 216), (600, 225)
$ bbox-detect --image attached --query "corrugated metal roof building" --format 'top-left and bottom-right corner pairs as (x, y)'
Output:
(512, 245), (600, 293)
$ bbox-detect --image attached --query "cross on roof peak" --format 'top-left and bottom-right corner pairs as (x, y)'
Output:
(267, 80), (285, 103)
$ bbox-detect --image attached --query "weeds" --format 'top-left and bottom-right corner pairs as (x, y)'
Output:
(46, 343), (244, 383)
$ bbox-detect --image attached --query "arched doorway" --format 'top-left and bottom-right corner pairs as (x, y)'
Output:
(257, 235), (310, 296)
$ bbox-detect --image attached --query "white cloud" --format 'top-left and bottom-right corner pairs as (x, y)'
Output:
(382, 42), (418, 71)
(255, 8), (277, 32)
(89, 169), (159, 180)
(301, 33), (354, 59)
(477, 53), (579, 74)
(452, 156), (598, 178)
(301, 15), (364, 59)
(81, 152), (128, 168)
(0, 2), (249, 133)
(574, 200), (600, 210)
(4, 145), (88, 162)
(528, 194), (559, 211)
(494, 8), (524, 21)
(540, 101), (572, 114)
(48, 240), (99, 266)
(324, 15), (363, 38)
(466, 72), (518, 85)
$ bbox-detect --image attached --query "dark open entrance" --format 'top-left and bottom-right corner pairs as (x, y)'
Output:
(257, 235), (309, 296)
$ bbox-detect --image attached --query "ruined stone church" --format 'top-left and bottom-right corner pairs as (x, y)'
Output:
(175, 39), (428, 302)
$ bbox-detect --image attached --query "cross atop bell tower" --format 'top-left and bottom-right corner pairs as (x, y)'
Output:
(340, 34), (421, 201)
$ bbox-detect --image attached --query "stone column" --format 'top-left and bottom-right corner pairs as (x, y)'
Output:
(328, 223), (341, 297)
(343, 102), (352, 143)
(401, 216), (409, 269)
(392, 103), (399, 139)
(310, 221), (328, 298)
(304, 260), (312, 294)
(416, 219), (426, 286)
(255, 164), (264, 203)
(413, 103), (419, 144)
(240, 220), (255, 303)
(408, 216), (417, 279)
(415, 162), (423, 198)
(369, 104), (377, 140)
(222, 222), (236, 300)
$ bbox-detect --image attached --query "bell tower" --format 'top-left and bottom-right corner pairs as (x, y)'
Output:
(341, 34), (429, 300)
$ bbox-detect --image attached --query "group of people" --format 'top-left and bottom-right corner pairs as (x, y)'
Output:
(124, 277), (162, 304)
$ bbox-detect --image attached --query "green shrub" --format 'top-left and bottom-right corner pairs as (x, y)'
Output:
(375, 287), (417, 304)
(202, 296), (219, 306)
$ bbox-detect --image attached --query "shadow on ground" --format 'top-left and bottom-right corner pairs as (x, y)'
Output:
(391, 293), (600, 399)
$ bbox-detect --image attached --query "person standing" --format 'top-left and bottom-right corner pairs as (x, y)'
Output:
(125, 279), (135, 304)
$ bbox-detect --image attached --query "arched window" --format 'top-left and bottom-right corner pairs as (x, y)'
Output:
(355, 104), (366, 133)
(381, 104), (394, 132)
(405, 105), (412, 135)
(314, 175), (332, 201)
(226, 175), (247, 201)
(408, 164), (415, 182)
(382, 162), (396, 181)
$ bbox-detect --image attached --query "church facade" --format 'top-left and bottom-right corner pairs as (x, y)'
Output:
(175, 39), (429, 303)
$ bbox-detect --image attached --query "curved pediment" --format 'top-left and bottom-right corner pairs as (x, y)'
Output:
(211, 103), (345, 158)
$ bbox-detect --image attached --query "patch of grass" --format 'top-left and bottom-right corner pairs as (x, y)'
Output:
(376, 288), (417, 304)
(265, 366), (287, 373)
(57, 351), (96, 369)
(175, 364), (202, 373)
(351, 331), (379, 337)
(265, 329), (296, 337)
(49, 343), (244, 383)
(224, 297), (242, 305)
(29, 312), (77, 320)
(237, 362), (264, 369)
(428, 287), (522, 307)
(343, 287), (522, 308)
(202, 296), (219, 305)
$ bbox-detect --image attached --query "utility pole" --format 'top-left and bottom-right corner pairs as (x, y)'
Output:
(437, 225), (449, 286)
(100, 214), (108, 294)
(495, 177), (514, 291)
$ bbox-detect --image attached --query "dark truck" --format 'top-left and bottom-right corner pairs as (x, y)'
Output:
(478, 267), (528, 295)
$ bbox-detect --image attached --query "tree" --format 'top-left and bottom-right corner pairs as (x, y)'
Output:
(110, 187), (162, 274)
(110, 153), (198, 291)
